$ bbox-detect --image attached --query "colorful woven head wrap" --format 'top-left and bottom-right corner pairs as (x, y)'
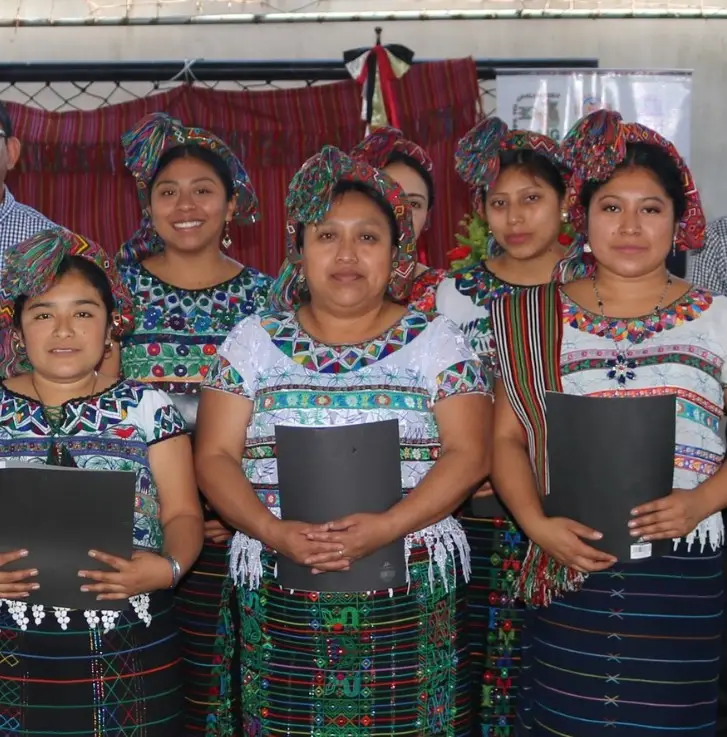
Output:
(270, 145), (416, 311)
(350, 126), (434, 197)
(455, 116), (569, 261)
(559, 109), (705, 252)
(117, 112), (259, 264)
(0, 227), (134, 377)
(455, 116), (563, 218)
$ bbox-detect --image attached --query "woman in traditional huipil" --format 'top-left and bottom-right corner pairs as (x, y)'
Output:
(491, 110), (725, 735)
(114, 113), (272, 734)
(195, 146), (492, 736)
(0, 227), (202, 735)
(350, 126), (435, 276)
(418, 116), (583, 736)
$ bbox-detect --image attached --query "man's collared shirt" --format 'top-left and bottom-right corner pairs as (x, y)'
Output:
(687, 216), (727, 294)
(0, 187), (55, 273)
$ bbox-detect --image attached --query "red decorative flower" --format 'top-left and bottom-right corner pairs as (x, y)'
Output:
(151, 365), (164, 377)
(203, 344), (217, 356)
(147, 343), (161, 356)
(446, 245), (472, 264)
(558, 232), (574, 246)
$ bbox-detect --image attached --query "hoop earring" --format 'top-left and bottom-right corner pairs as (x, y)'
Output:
(221, 222), (232, 250)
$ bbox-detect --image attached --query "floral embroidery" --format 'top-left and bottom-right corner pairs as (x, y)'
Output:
(408, 268), (446, 315)
(120, 262), (271, 386)
(452, 263), (522, 306)
(607, 352), (637, 384)
(561, 287), (713, 344)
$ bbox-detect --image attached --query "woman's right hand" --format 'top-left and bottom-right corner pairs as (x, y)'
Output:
(0, 550), (38, 599)
(268, 521), (350, 572)
(528, 517), (617, 573)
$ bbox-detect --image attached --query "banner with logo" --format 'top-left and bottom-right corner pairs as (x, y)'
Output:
(495, 70), (692, 161)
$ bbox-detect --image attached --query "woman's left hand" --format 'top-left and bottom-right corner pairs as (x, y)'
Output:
(303, 513), (394, 572)
(79, 550), (174, 601)
(629, 489), (710, 541)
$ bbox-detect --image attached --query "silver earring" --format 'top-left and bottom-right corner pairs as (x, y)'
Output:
(560, 210), (569, 224)
(583, 242), (592, 253)
(221, 222), (232, 250)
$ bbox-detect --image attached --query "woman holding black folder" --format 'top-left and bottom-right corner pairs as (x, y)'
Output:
(195, 147), (492, 736)
(491, 110), (727, 736)
(407, 116), (588, 736)
(0, 228), (203, 735)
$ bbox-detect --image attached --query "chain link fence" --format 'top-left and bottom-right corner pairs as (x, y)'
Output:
(0, 60), (578, 115)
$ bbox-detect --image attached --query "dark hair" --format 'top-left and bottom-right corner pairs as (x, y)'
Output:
(580, 142), (687, 221)
(0, 101), (12, 138)
(486, 149), (566, 201)
(149, 144), (235, 201)
(294, 179), (400, 252)
(385, 151), (435, 211)
(13, 256), (115, 329)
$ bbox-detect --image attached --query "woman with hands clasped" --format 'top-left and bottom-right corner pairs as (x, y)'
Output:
(0, 228), (202, 735)
(195, 147), (492, 736)
(490, 110), (727, 736)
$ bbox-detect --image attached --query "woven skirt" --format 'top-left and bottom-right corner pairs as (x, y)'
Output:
(0, 591), (182, 735)
(461, 512), (526, 737)
(516, 547), (723, 736)
(174, 525), (238, 736)
(237, 550), (471, 736)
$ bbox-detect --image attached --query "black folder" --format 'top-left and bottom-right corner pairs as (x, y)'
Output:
(544, 392), (675, 561)
(275, 421), (406, 592)
(0, 463), (136, 610)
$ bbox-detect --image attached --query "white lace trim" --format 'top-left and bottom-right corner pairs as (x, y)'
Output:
(1, 594), (152, 633)
(229, 515), (470, 593)
(675, 511), (724, 553)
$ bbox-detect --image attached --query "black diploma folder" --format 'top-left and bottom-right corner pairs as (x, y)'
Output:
(0, 462), (136, 610)
(275, 420), (406, 592)
(544, 392), (676, 561)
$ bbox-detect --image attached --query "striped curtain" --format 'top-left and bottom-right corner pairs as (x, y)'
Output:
(6, 58), (479, 274)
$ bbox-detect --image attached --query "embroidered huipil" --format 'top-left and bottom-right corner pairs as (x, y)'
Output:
(204, 309), (490, 590)
(560, 287), (726, 550)
(119, 261), (271, 392)
(0, 380), (187, 631)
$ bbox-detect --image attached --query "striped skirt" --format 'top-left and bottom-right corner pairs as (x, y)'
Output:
(461, 512), (526, 737)
(517, 547), (724, 736)
(0, 591), (182, 735)
(174, 528), (238, 736)
(238, 550), (471, 736)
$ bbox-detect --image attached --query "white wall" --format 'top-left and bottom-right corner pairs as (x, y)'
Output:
(1, 18), (726, 217)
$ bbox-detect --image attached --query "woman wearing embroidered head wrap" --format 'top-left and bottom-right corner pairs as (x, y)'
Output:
(112, 112), (273, 734)
(490, 109), (726, 736)
(194, 146), (492, 736)
(350, 126), (435, 275)
(0, 227), (202, 735)
(413, 115), (584, 737)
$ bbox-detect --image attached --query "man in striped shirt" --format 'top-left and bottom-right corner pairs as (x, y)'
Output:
(0, 101), (55, 274)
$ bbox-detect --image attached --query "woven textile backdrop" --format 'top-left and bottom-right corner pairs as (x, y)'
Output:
(5, 58), (480, 275)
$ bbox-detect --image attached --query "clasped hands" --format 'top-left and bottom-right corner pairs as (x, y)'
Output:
(0, 549), (174, 601)
(270, 513), (394, 574)
(531, 488), (709, 574)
